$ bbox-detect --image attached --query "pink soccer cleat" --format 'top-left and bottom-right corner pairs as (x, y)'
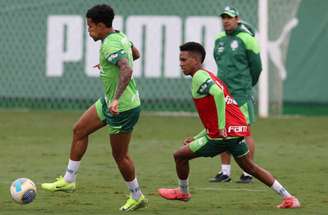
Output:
(158, 188), (191, 201)
(277, 196), (300, 208)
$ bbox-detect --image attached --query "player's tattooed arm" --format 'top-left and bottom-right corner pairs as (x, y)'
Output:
(109, 58), (132, 115)
(115, 58), (132, 100)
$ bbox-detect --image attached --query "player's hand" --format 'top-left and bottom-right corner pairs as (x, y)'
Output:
(109, 99), (119, 115)
(183, 137), (194, 145)
(93, 64), (100, 70)
(219, 128), (227, 139)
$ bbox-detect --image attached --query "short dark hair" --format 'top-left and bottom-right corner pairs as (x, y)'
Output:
(179, 42), (206, 63)
(86, 4), (115, 27)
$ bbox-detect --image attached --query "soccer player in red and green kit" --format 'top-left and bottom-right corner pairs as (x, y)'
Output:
(158, 42), (300, 209)
(41, 4), (147, 212)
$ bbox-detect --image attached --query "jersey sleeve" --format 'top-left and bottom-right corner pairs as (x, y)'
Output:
(209, 84), (226, 129)
(103, 39), (129, 65)
(196, 78), (214, 95)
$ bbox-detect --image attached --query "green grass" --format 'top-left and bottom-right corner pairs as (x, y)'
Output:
(0, 110), (327, 215)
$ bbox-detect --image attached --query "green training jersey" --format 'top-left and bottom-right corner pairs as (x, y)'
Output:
(213, 25), (262, 105)
(99, 31), (140, 112)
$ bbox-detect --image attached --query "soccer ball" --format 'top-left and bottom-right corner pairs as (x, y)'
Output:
(10, 178), (37, 204)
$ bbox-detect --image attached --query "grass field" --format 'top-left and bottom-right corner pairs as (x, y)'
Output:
(0, 110), (327, 215)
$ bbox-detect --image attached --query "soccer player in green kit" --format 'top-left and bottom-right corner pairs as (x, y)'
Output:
(158, 42), (300, 209)
(41, 4), (147, 212)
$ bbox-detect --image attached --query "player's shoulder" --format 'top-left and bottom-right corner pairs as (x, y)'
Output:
(195, 69), (209, 76)
(103, 31), (126, 45)
(193, 69), (211, 82)
(103, 31), (130, 52)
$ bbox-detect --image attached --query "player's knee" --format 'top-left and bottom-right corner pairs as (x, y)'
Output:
(112, 152), (128, 164)
(173, 151), (179, 160)
(245, 136), (254, 146)
(173, 151), (183, 161)
(72, 122), (85, 138)
(173, 150), (189, 163)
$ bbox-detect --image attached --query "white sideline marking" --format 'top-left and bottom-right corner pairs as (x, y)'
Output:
(194, 187), (266, 192)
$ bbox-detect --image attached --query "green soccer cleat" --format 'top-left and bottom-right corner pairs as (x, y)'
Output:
(41, 176), (76, 192)
(119, 194), (148, 212)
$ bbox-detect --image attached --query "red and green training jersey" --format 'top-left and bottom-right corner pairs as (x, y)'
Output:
(191, 69), (250, 138)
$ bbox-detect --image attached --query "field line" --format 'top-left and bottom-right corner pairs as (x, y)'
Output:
(194, 187), (266, 192)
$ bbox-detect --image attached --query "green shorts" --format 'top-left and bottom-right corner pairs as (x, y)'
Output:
(95, 97), (140, 134)
(239, 96), (256, 125)
(188, 136), (249, 158)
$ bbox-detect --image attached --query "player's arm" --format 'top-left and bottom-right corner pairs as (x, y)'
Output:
(209, 84), (226, 137)
(109, 58), (133, 114)
(105, 46), (132, 115)
(116, 58), (132, 100)
(131, 46), (140, 61)
(129, 41), (140, 61)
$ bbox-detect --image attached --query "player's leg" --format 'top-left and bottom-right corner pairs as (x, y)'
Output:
(108, 107), (147, 211)
(237, 134), (255, 183)
(111, 132), (147, 211)
(158, 142), (197, 201)
(69, 104), (106, 161)
(159, 136), (222, 201)
(174, 139), (202, 180)
(110, 133), (135, 180)
(232, 140), (300, 208)
(245, 135), (255, 161)
(41, 99), (106, 192)
(234, 154), (274, 186)
(237, 98), (256, 183)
